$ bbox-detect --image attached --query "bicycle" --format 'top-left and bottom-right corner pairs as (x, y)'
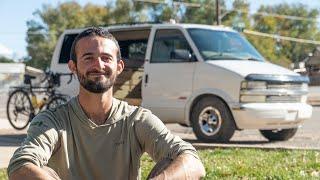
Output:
(6, 71), (73, 130)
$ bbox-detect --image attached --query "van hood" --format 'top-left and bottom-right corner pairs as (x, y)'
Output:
(206, 60), (298, 77)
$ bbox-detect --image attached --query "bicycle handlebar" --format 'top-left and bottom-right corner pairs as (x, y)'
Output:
(36, 71), (73, 88)
(56, 73), (73, 84)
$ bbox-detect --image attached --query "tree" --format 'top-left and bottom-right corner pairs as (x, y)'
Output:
(111, 0), (145, 24)
(249, 3), (319, 66)
(182, 0), (226, 25)
(0, 56), (14, 63)
(25, 2), (113, 69)
(221, 0), (250, 30)
(25, 1), (149, 69)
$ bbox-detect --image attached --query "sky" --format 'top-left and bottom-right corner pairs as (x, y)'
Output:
(0, 0), (320, 60)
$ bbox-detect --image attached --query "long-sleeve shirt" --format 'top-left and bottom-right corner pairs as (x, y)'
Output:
(8, 97), (199, 180)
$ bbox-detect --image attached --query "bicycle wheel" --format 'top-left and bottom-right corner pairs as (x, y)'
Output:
(46, 96), (67, 110)
(6, 89), (34, 130)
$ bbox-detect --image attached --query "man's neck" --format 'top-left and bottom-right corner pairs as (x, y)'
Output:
(78, 87), (113, 125)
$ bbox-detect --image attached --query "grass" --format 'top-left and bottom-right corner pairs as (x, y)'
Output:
(0, 169), (6, 180)
(197, 148), (320, 179)
(1, 148), (320, 179)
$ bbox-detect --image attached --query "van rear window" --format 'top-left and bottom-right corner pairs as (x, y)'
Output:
(59, 34), (78, 64)
(59, 32), (148, 64)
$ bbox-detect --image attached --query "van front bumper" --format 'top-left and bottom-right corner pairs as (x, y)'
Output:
(232, 103), (313, 129)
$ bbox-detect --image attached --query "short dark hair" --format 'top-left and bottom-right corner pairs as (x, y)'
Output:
(70, 27), (121, 63)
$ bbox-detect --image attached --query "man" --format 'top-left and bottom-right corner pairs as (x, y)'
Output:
(8, 27), (205, 180)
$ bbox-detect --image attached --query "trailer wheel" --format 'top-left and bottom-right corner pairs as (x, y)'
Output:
(260, 128), (298, 141)
(191, 96), (235, 142)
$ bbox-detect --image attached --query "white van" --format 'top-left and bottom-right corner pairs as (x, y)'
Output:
(50, 23), (312, 142)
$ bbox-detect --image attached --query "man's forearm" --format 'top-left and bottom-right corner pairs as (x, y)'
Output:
(148, 153), (206, 180)
(9, 163), (61, 180)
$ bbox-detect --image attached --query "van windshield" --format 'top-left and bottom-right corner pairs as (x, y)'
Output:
(187, 28), (265, 61)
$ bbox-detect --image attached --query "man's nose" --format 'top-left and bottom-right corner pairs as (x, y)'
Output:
(92, 57), (105, 68)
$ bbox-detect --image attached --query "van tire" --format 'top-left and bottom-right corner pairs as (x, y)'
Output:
(260, 128), (298, 141)
(191, 96), (235, 142)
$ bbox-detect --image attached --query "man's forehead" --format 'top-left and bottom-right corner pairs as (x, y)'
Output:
(76, 36), (117, 51)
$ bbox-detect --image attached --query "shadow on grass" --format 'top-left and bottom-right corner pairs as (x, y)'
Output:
(0, 134), (26, 147)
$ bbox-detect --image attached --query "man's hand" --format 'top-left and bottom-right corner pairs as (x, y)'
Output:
(9, 164), (61, 180)
(147, 153), (206, 180)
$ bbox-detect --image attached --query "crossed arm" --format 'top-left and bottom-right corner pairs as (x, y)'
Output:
(9, 164), (61, 180)
(10, 152), (205, 180)
(148, 153), (206, 180)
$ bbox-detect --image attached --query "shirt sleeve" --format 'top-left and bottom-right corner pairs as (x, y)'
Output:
(7, 111), (61, 176)
(134, 108), (199, 162)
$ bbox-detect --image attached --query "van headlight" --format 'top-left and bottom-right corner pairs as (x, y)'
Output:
(240, 81), (308, 103)
(240, 81), (267, 103)
(241, 81), (267, 89)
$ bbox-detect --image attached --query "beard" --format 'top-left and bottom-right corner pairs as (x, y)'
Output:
(76, 68), (117, 94)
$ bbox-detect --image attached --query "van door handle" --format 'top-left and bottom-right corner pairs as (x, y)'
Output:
(145, 74), (148, 84)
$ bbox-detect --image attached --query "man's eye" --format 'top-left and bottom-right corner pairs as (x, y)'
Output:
(84, 57), (93, 61)
(102, 56), (112, 62)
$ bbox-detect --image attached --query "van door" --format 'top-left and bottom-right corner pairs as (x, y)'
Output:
(143, 28), (197, 123)
(50, 33), (79, 97)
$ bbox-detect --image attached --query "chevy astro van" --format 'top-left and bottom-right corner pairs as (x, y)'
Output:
(50, 23), (312, 142)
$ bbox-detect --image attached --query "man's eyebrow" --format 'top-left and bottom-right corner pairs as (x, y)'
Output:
(100, 53), (113, 57)
(81, 52), (113, 58)
(81, 52), (94, 58)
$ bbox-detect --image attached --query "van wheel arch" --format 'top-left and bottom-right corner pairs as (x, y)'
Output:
(189, 94), (238, 128)
(189, 94), (238, 142)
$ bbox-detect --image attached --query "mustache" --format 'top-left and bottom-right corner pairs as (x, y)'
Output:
(87, 70), (105, 74)
(86, 68), (112, 76)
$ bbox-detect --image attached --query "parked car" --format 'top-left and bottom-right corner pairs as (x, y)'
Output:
(50, 23), (312, 142)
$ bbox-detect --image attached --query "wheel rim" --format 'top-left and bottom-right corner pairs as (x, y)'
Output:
(198, 106), (222, 136)
(8, 91), (31, 129)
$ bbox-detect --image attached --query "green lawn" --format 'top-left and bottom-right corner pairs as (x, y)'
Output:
(1, 148), (320, 179)
(0, 169), (6, 180)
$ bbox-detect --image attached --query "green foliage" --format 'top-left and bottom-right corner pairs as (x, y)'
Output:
(0, 169), (6, 180)
(25, 0), (147, 70)
(0, 56), (14, 63)
(250, 3), (319, 65)
(182, 0), (226, 25)
(222, 0), (251, 30)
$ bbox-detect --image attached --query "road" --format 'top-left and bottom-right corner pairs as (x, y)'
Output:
(0, 92), (320, 168)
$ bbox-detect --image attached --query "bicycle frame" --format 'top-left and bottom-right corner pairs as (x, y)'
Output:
(7, 72), (73, 128)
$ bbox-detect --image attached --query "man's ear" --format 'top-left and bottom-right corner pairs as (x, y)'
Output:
(68, 60), (77, 73)
(116, 59), (124, 75)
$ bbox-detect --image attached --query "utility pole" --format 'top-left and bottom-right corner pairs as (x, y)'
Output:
(216, 0), (220, 25)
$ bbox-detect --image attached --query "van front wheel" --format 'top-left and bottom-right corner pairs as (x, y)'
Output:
(191, 96), (235, 142)
(260, 128), (298, 141)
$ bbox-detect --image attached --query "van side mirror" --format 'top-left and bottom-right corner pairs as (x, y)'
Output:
(170, 49), (193, 61)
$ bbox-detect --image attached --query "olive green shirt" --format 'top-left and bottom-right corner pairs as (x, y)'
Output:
(8, 97), (198, 179)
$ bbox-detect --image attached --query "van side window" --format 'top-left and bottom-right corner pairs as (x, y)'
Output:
(59, 34), (78, 64)
(118, 40), (147, 68)
(151, 29), (195, 63)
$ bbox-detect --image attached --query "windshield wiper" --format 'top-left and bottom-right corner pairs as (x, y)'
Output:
(246, 57), (263, 61)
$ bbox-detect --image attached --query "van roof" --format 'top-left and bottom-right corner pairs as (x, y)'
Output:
(62, 23), (237, 35)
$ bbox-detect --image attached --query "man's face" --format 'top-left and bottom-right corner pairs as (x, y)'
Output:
(69, 36), (123, 93)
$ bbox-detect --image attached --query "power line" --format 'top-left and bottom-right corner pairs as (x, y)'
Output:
(243, 29), (320, 45)
(230, 9), (320, 23)
(135, 0), (320, 23)
(173, 1), (200, 8)
(134, 0), (201, 7)
(134, 0), (165, 5)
